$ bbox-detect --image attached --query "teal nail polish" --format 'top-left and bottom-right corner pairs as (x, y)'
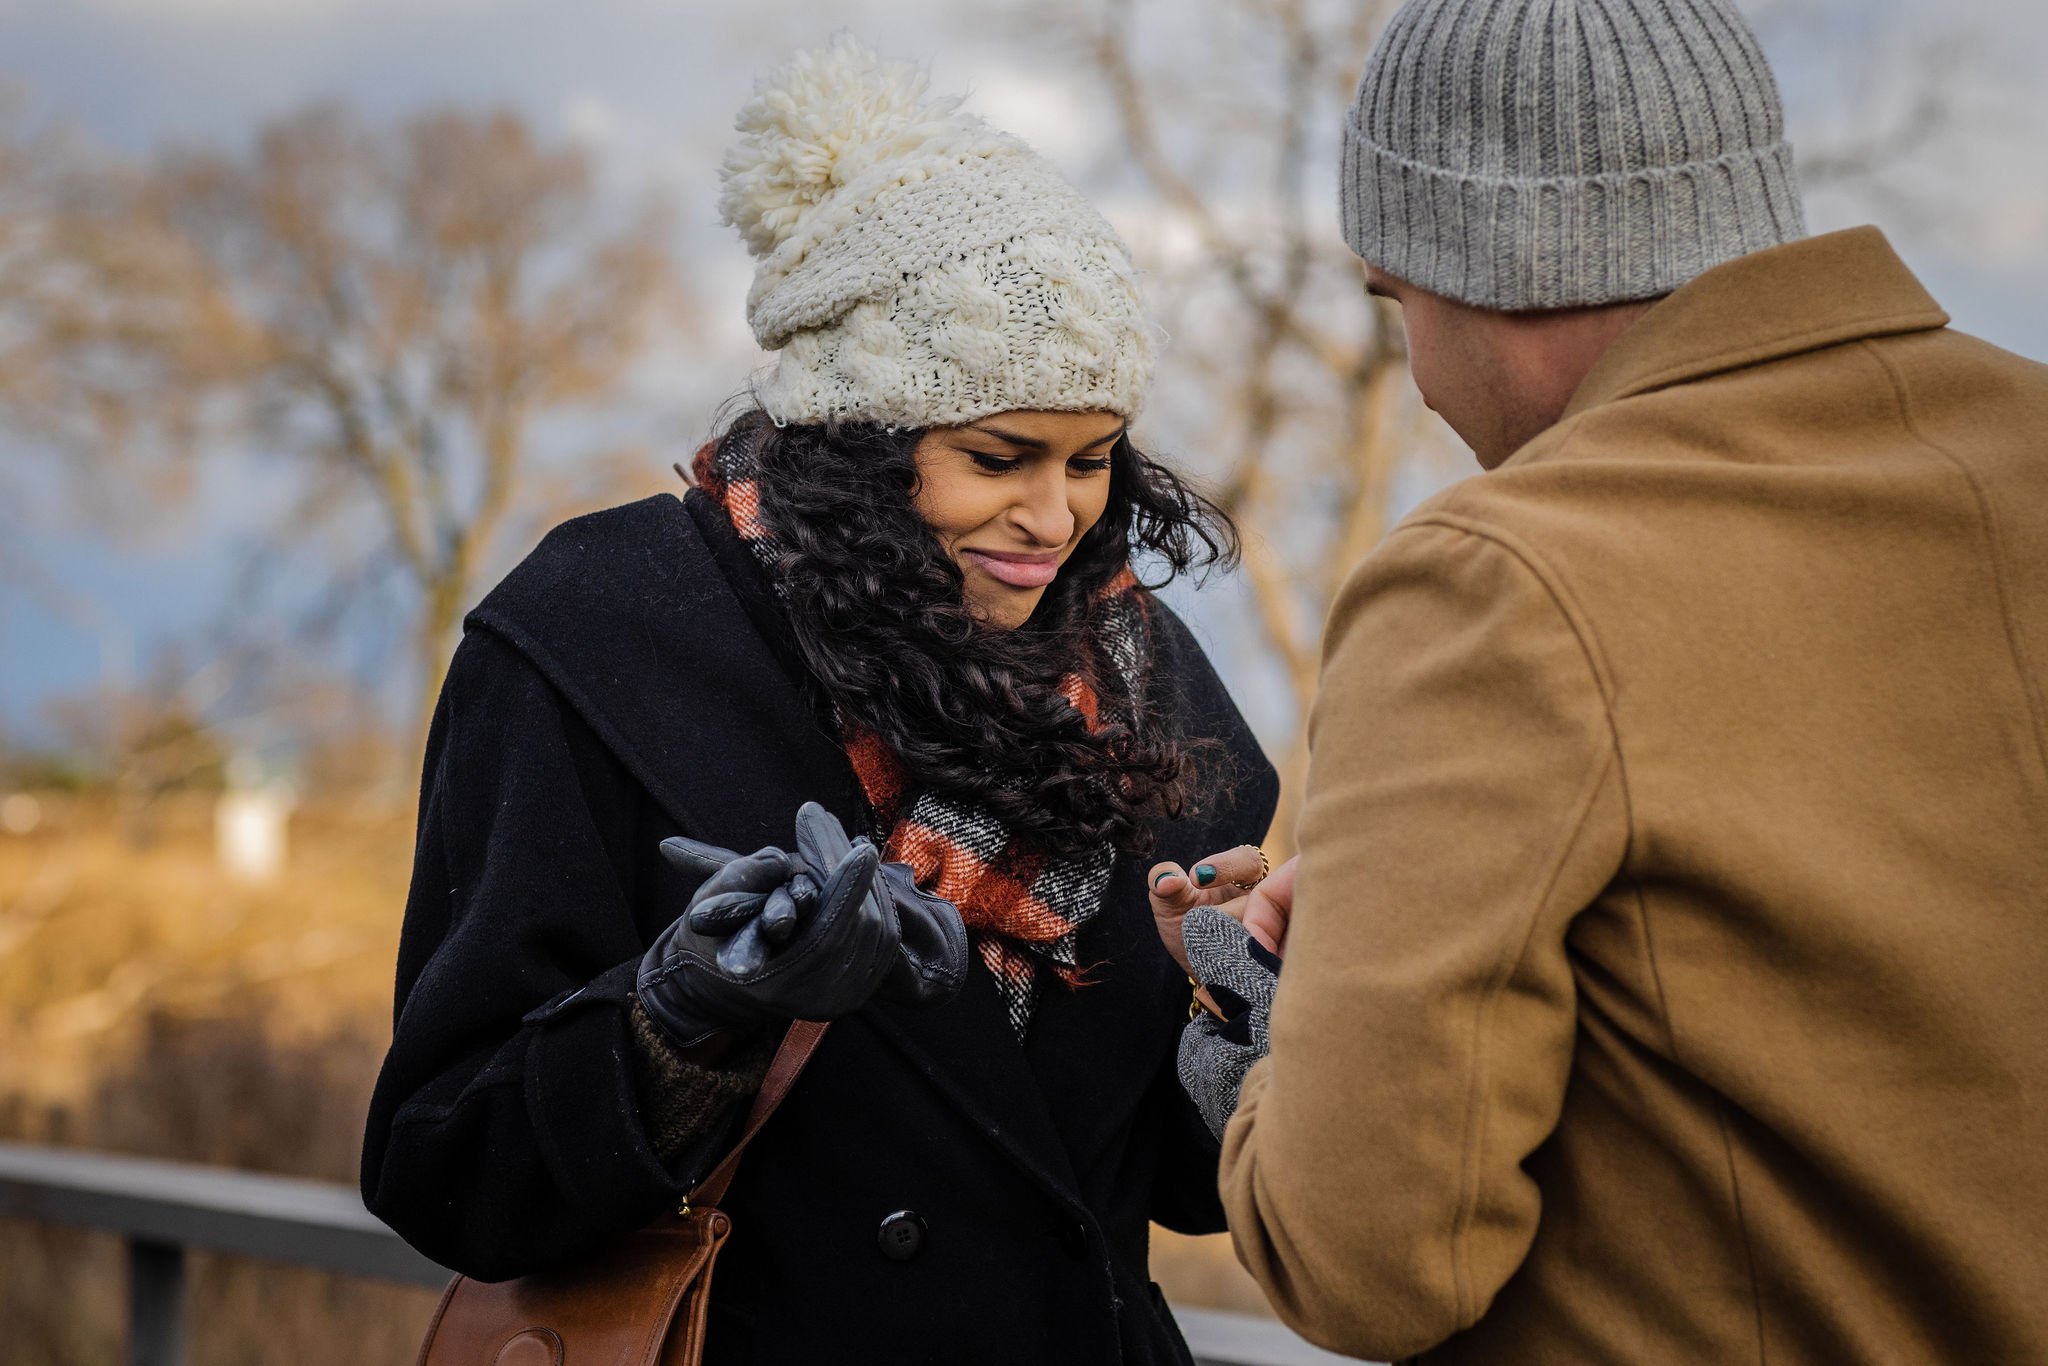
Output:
(1193, 864), (1217, 887)
(1152, 869), (1176, 888)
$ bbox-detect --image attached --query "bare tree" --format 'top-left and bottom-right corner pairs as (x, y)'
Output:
(0, 97), (39, 461)
(1033, 0), (1437, 850)
(1033, 0), (1994, 852)
(39, 107), (682, 740)
(0, 94), (82, 588)
(1746, 0), (1993, 241)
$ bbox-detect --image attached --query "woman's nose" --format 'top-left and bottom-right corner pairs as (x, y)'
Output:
(1007, 469), (1077, 546)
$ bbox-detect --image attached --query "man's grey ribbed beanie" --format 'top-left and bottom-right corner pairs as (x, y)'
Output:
(1342, 0), (1807, 311)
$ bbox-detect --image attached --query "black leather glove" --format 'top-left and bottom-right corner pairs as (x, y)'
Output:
(870, 862), (972, 1006)
(636, 803), (966, 1047)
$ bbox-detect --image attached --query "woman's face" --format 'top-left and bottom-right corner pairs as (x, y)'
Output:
(911, 409), (1126, 629)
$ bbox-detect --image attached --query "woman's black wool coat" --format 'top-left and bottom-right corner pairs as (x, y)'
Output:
(361, 491), (1280, 1366)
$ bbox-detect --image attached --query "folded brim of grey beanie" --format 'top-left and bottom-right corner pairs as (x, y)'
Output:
(1342, 0), (1809, 312)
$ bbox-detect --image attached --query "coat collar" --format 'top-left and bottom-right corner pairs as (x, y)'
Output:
(1560, 227), (1951, 425)
(465, 492), (865, 858)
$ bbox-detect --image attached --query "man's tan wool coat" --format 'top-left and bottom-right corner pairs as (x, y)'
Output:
(1221, 228), (2048, 1365)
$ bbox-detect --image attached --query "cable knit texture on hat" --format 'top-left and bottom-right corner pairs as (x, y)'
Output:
(1342, 0), (1808, 310)
(722, 37), (1153, 427)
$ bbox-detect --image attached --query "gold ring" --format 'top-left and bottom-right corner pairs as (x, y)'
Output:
(1228, 844), (1271, 890)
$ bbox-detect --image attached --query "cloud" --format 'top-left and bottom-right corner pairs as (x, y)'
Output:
(562, 93), (623, 149)
(954, 64), (1102, 168)
(74, 0), (474, 14)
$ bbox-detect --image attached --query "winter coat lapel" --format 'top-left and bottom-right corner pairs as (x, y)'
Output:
(1024, 861), (1183, 1174)
(862, 865), (1184, 1208)
(465, 493), (863, 858)
(862, 964), (1083, 1201)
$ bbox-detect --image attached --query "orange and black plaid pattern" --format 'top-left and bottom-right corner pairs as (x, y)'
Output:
(696, 435), (1152, 1037)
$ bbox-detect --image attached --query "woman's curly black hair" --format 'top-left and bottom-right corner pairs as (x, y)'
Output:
(722, 406), (1239, 860)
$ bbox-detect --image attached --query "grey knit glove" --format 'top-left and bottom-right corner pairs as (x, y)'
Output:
(1177, 902), (1281, 1142)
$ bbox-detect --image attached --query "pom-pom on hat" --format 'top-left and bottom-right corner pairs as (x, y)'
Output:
(721, 36), (1154, 428)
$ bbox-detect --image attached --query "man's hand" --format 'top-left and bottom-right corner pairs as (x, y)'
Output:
(1148, 848), (1297, 973)
(1178, 902), (1284, 1141)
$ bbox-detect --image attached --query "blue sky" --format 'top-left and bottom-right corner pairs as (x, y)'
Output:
(4, 0), (2044, 750)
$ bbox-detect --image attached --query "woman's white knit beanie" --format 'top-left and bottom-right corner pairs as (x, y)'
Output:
(1343, 0), (1808, 311)
(722, 37), (1153, 428)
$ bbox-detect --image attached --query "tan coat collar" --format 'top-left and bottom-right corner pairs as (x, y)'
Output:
(1562, 227), (1951, 421)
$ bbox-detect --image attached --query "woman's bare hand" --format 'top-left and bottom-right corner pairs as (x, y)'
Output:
(1148, 846), (1293, 975)
(1235, 856), (1295, 957)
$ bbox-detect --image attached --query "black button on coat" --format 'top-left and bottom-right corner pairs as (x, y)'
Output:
(360, 493), (1280, 1366)
(877, 1210), (927, 1261)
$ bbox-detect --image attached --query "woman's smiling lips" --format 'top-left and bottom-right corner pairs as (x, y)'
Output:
(960, 548), (1061, 589)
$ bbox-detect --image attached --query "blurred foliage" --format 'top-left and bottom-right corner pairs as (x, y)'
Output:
(0, 750), (96, 793)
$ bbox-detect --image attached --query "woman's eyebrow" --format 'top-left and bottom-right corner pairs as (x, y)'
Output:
(963, 423), (1127, 451)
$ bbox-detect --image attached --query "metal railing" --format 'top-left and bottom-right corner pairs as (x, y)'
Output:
(0, 1141), (1354, 1366)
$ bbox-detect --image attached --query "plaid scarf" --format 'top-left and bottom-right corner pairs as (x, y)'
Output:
(693, 435), (1153, 1038)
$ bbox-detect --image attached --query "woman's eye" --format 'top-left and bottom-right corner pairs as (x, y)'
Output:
(1069, 456), (1113, 474)
(967, 451), (1021, 473)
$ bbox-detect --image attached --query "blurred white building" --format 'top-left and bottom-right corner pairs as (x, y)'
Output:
(214, 753), (295, 885)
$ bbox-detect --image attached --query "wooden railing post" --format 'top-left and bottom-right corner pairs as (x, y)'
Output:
(127, 1236), (187, 1366)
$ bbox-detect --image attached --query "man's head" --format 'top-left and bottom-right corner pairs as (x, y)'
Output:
(1345, 0), (1806, 463)
(1366, 268), (1659, 468)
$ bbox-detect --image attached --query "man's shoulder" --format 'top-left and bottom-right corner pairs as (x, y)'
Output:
(1421, 315), (2048, 540)
(1359, 411), (1745, 613)
(1380, 454), (1603, 560)
(1390, 369), (1791, 556)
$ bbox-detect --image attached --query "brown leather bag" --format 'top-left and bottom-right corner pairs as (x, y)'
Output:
(414, 1021), (828, 1366)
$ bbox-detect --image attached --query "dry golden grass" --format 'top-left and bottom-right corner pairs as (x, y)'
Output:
(0, 795), (442, 1365)
(0, 795), (409, 1122)
(0, 795), (1271, 1363)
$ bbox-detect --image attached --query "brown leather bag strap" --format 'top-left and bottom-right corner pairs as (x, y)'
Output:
(687, 1019), (828, 1208)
